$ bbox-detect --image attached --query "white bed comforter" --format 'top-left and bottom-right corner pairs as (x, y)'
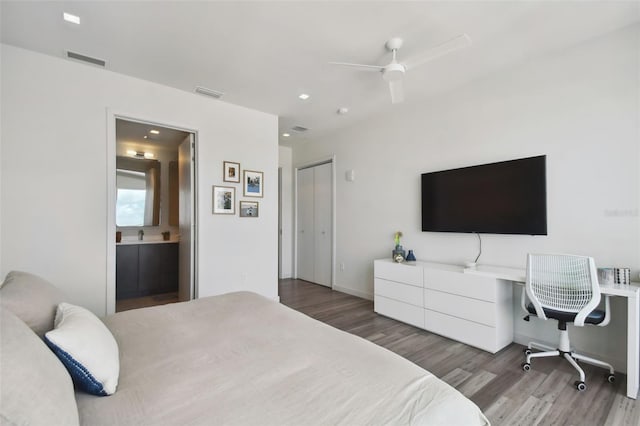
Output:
(76, 292), (489, 426)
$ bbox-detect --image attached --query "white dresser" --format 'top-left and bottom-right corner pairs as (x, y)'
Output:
(374, 258), (514, 353)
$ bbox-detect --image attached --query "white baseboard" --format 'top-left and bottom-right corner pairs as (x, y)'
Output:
(513, 332), (626, 373)
(332, 284), (373, 301)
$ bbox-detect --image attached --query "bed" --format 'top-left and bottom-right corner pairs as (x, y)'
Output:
(1, 271), (489, 425)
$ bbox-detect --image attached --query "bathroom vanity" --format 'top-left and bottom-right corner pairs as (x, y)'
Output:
(116, 240), (179, 299)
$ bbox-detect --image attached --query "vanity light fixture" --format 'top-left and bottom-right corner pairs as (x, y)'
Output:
(282, 133), (290, 137)
(298, 93), (310, 100)
(149, 129), (160, 135)
(126, 150), (154, 159)
(63, 12), (81, 24)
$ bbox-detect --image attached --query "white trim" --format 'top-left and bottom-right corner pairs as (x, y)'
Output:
(105, 110), (117, 315)
(105, 109), (199, 314)
(333, 284), (373, 301)
(293, 155), (336, 288)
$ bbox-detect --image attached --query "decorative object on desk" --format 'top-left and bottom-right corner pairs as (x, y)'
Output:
(406, 249), (416, 262)
(239, 201), (259, 217)
(223, 161), (241, 183)
(162, 231), (170, 241)
(598, 268), (614, 285)
(212, 185), (236, 215)
(243, 170), (263, 198)
(393, 252), (405, 263)
(115, 231), (121, 243)
(392, 231), (406, 261)
(614, 268), (631, 285)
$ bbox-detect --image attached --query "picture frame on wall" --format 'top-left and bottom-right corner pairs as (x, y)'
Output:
(239, 201), (259, 217)
(212, 185), (235, 214)
(243, 170), (264, 198)
(223, 161), (241, 183)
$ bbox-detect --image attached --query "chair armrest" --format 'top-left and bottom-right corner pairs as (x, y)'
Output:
(520, 286), (529, 314)
(598, 295), (611, 327)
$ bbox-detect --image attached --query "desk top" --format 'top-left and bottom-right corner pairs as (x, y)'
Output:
(463, 264), (640, 298)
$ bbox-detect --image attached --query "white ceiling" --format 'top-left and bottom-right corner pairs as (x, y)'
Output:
(116, 118), (190, 153)
(2, 1), (638, 147)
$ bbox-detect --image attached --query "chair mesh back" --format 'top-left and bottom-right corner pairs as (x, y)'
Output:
(528, 254), (597, 313)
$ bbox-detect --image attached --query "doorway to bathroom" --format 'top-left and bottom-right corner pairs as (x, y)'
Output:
(108, 117), (197, 313)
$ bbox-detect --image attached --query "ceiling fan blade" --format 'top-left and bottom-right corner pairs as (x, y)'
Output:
(329, 62), (384, 72)
(389, 79), (404, 104)
(403, 34), (471, 71)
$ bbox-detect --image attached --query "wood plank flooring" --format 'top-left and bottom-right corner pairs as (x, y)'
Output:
(279, 279), (640, 426)
(115, 291), (179, 312)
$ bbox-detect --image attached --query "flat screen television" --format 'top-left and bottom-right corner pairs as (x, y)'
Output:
(421, 155), (547, 235)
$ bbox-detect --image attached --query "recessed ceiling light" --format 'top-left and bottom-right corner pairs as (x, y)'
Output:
(282, 133), (290, 137)
(149, 129), (160, 135)
(63, 12), (80, 24)
(298, 93), (310, 100)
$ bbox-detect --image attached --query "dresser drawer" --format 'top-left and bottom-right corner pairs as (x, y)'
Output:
(425, 309), (500, 353)
(374, 260), (423, 287)
(424, 268), (496, 302)
(375, 278), (423, 307)
(374, 295), (425, 328)
(424, 289), (495, 327)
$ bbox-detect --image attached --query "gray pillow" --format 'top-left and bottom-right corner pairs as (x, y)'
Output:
(0, 307), (80, 426)
(0, 271), (65, 337)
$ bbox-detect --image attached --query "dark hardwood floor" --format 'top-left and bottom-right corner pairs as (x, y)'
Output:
(115, 291), (179, 312)
(279, 279), (640, 426)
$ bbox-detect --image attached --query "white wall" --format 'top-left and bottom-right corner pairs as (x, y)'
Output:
(0, 44), (279, 315)
(293, 25), (639, 370)
(278, 145), (293, 278)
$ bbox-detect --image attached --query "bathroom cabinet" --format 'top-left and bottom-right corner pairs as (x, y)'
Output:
(116, 242), (178, 299)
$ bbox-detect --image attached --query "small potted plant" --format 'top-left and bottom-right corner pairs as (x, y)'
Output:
(392, 231), (406, 262)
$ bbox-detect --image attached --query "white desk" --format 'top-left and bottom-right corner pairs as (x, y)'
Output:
(464, 265), (640, 399)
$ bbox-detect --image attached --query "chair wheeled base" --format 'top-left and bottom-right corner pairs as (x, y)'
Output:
(520, 327), (615, 391)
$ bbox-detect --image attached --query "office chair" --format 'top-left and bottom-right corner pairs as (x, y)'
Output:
(521, 253), (615, 391)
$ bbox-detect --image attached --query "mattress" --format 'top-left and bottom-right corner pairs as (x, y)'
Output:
(76, 292), (488, 425)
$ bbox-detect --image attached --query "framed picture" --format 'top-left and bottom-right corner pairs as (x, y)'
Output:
(243, 170), (264, 198)
(223, 161), (240, 183)
(212, 185), (235, 215)
(239, 201), (259, 217)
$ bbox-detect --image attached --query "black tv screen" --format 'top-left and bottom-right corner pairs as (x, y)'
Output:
(421, 155), (547, 235)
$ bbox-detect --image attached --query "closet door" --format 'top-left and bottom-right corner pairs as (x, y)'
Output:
(297, 167), (315, 282)
(296, 163), (332, 287)
(313, 163), (332, 287)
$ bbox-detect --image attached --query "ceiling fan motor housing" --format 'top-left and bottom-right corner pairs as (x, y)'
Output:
(382, 63), (405, 81)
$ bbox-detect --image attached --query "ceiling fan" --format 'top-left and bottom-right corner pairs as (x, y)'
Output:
(329, 34), (471, 104)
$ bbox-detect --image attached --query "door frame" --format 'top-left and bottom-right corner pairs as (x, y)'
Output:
(293, 155), (336, 288)
(106, 110), (199, 314)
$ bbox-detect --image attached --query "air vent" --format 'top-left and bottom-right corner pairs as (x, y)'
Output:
(66, 51), (106, 67)
(291, 126), (309, 133)
(195, 86), (224, 99)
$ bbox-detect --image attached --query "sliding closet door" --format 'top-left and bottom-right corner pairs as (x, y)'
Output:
(313, 163), (332, 287)
(297, 167), (315, 282)
(296, 162), (332, 287)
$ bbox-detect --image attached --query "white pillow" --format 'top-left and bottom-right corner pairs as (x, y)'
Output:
(44, 303), (119, 396)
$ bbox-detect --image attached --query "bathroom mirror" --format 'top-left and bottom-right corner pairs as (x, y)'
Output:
(116, 156), (161, 226)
